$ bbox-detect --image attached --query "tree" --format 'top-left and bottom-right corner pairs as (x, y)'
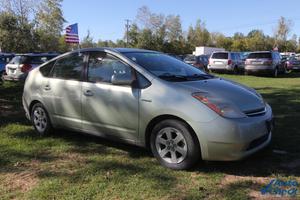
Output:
(80, 30), (96, 48)
(165, 15), (183, 42)
(0, 12), (37, 52)
(245, 30), (268, 51)
(187, 20), (210, 48)
(127, 23), (139, 47)
(274, 16), (293, 51)
(35, 0), (66, 51)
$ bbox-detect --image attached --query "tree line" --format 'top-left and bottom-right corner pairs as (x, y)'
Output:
(0, 3), (298, 54)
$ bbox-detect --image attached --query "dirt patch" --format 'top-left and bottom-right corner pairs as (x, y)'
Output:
(0, 152), (88, 198)
(221, 175), (299, 200)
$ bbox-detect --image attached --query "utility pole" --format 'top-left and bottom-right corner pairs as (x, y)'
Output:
(125, 19), (131, 47)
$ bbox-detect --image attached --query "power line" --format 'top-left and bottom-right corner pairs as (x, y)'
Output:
(213, 17), (300, 32)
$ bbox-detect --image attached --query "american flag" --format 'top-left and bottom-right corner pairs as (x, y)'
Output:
(65, 23), (79, 44)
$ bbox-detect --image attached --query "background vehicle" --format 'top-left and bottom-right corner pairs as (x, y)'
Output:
(208, 51), (244, 73)
(244, 51), (285, 77)
(194, 46), (225, 56)
(0, 53), (15, 82)
(284, 55), (300, 72)
(3, 53), (59, 81)
(184, 54), (209, 71)
(23, 48), (273, 170)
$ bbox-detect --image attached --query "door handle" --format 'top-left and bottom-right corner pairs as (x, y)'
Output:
(84, 90), (94, 96)
(44, 85), (51, 91)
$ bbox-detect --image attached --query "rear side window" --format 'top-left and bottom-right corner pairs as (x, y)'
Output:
(30, 56), (49, 64)
(9, 56), (22, 64)
(211, 53), (228, 59)
(184, 55), (196, 62)
(40, 61), (55, 77)
(52, 53), (84, 80)
(247, 53), (272, 59)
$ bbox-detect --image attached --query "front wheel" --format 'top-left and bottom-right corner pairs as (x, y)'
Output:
(150, 119), (201, 170)
(31, 103), (53, 136)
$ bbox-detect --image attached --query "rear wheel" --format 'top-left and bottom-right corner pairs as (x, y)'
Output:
(31, 103), (53, 136)
(150, 119), (201, 170)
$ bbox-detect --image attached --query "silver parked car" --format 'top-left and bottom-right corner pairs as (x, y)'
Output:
(244, 51), (285, 77)
(4, 53), (59, 81)
(208, 51), (244, 74)
(23, 48), (273, 170)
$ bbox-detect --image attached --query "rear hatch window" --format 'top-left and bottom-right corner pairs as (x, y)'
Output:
(9, 56), (29, 64)
(247, 53), (272, 59)
(184, 55), (196, 62)
(211, 52), (228, 59)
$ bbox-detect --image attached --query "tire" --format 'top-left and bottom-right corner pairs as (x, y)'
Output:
(285, 64), (291, 73)
(31, 103), (53, 136)
(150, 119), (201, 170)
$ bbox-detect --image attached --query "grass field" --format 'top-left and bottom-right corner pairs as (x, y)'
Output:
(0, 73), (300, 200)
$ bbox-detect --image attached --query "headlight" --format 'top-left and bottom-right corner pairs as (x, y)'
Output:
(192, 92), (246, 119)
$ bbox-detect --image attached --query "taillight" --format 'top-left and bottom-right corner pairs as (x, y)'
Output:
(21, 64), (32, 73)
(209, 59), (212, 65)
(245, 60), (250, 65)
(228, 59), (232, 65)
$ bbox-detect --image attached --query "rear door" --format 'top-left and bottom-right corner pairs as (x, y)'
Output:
(42, 52), (86, 129)
(81, 51), (139, 142)
(210, 52), (228, 68)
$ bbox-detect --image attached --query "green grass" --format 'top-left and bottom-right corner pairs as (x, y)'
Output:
(0, 73), (300, 200)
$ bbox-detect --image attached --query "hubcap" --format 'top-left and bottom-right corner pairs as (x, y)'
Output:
(155, 127), (187, 164)
(33, 107), (47, 133)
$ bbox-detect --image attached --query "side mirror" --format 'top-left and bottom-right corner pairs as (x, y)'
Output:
(111, 73), (133, 86)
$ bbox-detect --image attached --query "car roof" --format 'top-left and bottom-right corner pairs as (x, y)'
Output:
(69, 47), (159, 54)
(249, 51), (272, 54)
(0, 53), (15, 56)
(15, 53), (59, 57)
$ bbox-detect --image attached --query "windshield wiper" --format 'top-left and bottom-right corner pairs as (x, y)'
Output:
(187, 74), (215, 79)
(158, 74), (189, 81)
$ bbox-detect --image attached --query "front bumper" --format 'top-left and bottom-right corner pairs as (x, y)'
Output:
(190, 104), (273, 161)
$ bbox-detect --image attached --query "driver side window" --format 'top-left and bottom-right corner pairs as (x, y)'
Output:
(88, 52), (132, 84)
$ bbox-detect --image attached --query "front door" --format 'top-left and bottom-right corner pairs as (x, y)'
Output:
(82, 51), (139, 142)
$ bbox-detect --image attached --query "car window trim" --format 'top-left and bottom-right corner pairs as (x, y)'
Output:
(49, 52), (87, 81)
(84, 51), (138, 87)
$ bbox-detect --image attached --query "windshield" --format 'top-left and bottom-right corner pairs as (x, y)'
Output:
(124, 52), (213, 82)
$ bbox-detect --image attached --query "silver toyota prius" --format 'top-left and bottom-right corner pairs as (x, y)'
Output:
(23, 48), (273, 170)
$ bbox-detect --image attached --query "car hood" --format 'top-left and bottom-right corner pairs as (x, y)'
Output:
(176, 78), (265, 112)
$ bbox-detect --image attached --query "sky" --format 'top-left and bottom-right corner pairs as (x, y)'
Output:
(62, 0), (300, 42)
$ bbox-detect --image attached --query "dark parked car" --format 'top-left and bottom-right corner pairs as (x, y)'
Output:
(3, 53), (59, 81)
(184, 55), (209, 71)
(0, 53), (15, 81)
(244, 51), (285, 77)
(284, 56), (300, 72)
